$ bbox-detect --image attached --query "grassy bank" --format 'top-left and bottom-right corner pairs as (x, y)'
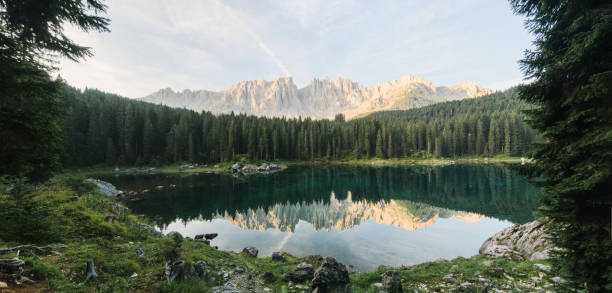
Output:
(0, 176), (560, 292)
(63, 155), (524, 177)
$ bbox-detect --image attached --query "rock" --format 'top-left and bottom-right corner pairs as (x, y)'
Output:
(165, 260), (185, 283)
(479, 244), (525, 261)
(284, 262), (314, 282)
(533, 263), (551, 273)
(192, 261), (207, 280)
(381, 270), (403, 293)
(205, 233), (218, 240)
(87, 178), (122, 196)
(241, 246), (258, 257)
(272, 251), (285, 261)
(485, 267), (504, 278)
(196, 239), (210, 245)
(130, 272), (138, 278)
(269, 164), (280, 170)
(458, 282), (474, 292)
(105, 214), (115, 224)
(135, 248), (145, 257)
(262, 272), (275, 282)
(70, 196), (79, 201)
(530, 249), (552, 260)
(231, 163), (242, 172)
(155, 185), (164, 190)
(234, 267), (245, 273)
(449, 264), (459, 272)
(195, 234), (204, 239)
(531, 277), (542, 285)
(443, 274), (457, 283)
(552, 276), (565, 284)
(479, 220), (554, 260)
(312, 257), (351, 293)
(135, 222), (163, 237)
(372, 282), (383, 288)
(211, 281), (240, 293)
(263, 288), (271, 292)
(247, 274), (252, 280)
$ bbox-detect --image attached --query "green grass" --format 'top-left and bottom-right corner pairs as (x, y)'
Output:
(0, 175), (553, 292)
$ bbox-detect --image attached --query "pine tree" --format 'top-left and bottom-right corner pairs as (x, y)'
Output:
(376, 131), (385, 158)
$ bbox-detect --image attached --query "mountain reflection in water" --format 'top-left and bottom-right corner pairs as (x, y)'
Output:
(105, 165), (542, 271)
(214, 192), (484, 232)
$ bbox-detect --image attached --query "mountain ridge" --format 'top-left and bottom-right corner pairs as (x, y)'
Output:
(140, 75), (492, 119)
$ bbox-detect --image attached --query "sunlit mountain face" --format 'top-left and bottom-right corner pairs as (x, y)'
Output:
(105, 165), (542, 271)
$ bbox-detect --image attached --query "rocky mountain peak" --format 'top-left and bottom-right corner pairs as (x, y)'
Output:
(140, 75), (492, 119)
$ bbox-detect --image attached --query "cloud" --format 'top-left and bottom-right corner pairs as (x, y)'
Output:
(57, 0), (533, 98)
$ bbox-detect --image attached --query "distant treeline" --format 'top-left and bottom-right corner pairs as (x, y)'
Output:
(61, 87), (538, 167)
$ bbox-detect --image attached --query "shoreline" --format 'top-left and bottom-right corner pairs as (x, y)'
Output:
(63, 156), (524, 177)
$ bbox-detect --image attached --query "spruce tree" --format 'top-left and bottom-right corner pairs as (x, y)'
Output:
(511, 0), (612, 291)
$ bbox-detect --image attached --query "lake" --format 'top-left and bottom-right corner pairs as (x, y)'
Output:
(102, 164), (542, 272)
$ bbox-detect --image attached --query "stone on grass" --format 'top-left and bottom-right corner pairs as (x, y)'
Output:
(241, 246), (258, 257)
(312, 257), (351, 293)
(381, 270), (403, 293)
(284, 262), (314, 282)
(272, 251), (285, 261)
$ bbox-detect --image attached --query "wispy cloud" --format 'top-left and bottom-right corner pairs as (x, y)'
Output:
(58, 0), (533, 98)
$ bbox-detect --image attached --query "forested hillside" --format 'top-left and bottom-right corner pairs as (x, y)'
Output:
(61, 87), (538, 167)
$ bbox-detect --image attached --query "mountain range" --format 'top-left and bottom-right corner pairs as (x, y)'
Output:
(140, 75), (492, 119)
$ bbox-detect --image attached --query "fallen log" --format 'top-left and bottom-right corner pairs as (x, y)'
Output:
(0, 244), (67, 256)
(0, 258), (25, 277)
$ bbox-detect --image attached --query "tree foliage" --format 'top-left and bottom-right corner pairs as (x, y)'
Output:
(511, 0), (612, 291)
(0, 0), (109, 181)
(60, 88), (539, 166)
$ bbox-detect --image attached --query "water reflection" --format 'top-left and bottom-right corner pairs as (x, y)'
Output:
(102, 165), (542, 271)
(213, 192), (484, 232)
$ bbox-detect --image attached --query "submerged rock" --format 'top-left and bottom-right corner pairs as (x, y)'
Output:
(312, 257), (351, 293)
(479, 220), (554, 261)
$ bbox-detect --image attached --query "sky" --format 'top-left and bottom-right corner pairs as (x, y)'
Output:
(58, 0), (534, 98)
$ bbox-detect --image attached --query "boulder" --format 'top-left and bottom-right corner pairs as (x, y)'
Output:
(87, 178), (122, 197)
(533, 263), (551, 273)
(231, 163), (242, 172)
(165, 260), (185, 283)
(205, 233), (218, 240)
(262, 272), (275, 282)
(135, 248), (145, 257)
(211, 281), (240, 293)
(381, 270), (403, 293)
(312, 257), (351, 293)
(479, 220), (554, 260)
(192, 261), (207, 280)
(241, 246), (258, 257)
(284, 262), (314, 282)
(272, 251), (285, 261)
(257, 163), (269, 171)
(442, 274), (457, 283)
(269, 164), (280, 170)
(194, 234), (204, 240)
